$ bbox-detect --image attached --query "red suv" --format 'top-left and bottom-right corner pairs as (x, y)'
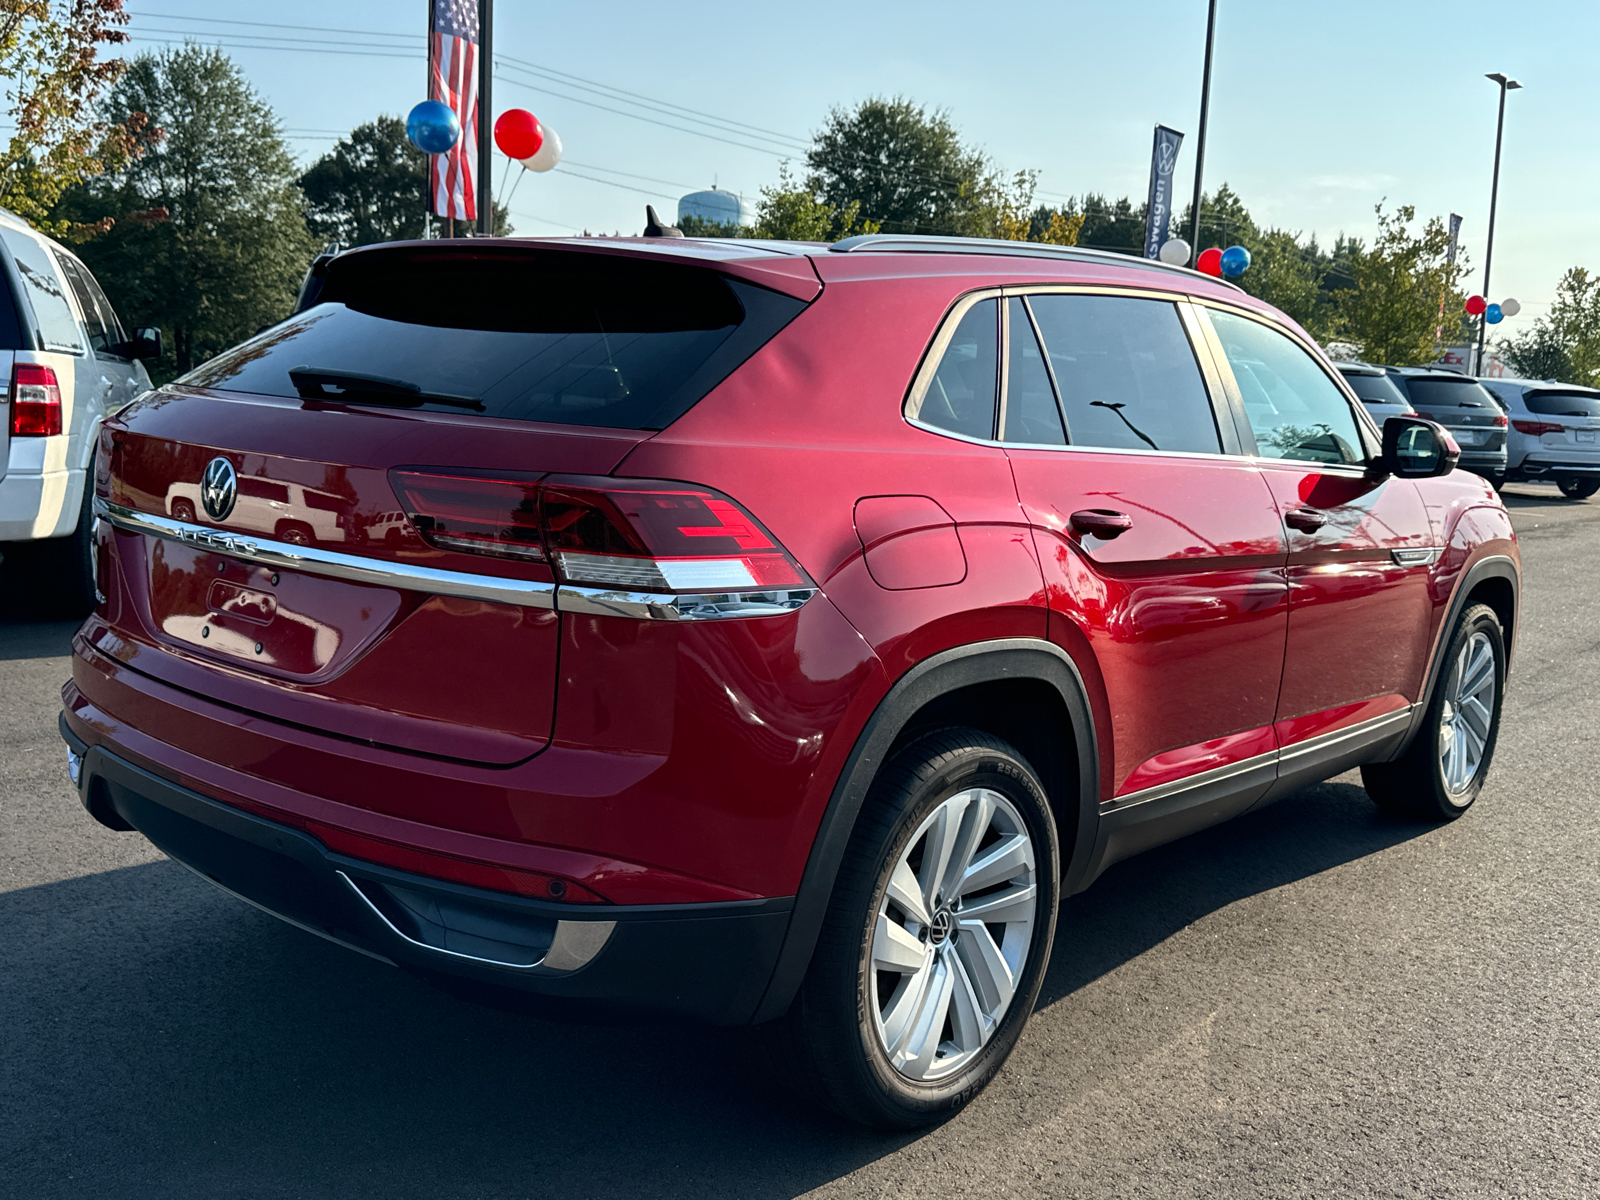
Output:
(60, 234), (1519, 1128)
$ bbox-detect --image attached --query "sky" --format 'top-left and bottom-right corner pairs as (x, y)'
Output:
(118, 1), (1595, 338)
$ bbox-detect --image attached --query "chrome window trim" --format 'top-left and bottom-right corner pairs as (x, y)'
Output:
(1100, 706), (1416, 816)
(904, 287), (1003, 427)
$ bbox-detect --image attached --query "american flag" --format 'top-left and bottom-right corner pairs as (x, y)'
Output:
(429, 0), (478, 222)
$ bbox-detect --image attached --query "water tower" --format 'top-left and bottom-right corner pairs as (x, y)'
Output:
(678, 186), (754, 229)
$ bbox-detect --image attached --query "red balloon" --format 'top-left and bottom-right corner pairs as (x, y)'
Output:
(494, 109), (544, 160)
(1197, 247), (1224, 277)
(1464, 294), (1487, 315)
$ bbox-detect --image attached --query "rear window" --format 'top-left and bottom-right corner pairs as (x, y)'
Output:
(1526, 391), (1600, 418)
(1400, 377), (1502, 410)
(1340, 370), (1410, 407)
(181, 248), (808, 430)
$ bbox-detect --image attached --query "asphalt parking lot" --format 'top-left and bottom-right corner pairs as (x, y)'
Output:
(2, 482), (1597, 1199)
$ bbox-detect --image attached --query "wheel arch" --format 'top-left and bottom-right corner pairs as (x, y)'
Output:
(750, 638), (1099, 1024)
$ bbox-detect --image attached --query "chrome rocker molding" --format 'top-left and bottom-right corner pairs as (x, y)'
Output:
(98, 499), (814, 621)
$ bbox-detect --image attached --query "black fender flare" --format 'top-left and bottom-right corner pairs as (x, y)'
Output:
(749, 637), (1100, 1024)
(1388, 553), (1519, 761)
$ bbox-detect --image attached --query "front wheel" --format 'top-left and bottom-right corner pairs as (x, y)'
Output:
(1558, 477), (1599, 500)
(775, 728), (1059, 1128)
(1362, 603), (1505, 820)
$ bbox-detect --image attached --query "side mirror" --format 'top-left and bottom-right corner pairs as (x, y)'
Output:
(110, 327), (162, 359)
(1382, 416), (1459, 478)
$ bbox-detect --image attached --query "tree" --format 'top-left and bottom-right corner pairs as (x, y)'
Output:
(1501, 267), (1600, 383)
(806, 97), (1018, 237)
(744, 161), (877, 241)
(1500, 322), (1572, 382)
(58, 46), (316, 375)
(0, 0), (150, 238)
(1335, 203), (1467, 365)
(298, 115), (509, 246)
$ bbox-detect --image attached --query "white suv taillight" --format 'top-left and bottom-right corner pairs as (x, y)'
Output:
(9, 362), (62, 437)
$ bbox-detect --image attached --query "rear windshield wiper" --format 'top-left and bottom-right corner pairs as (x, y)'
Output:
(288, 366), (484, 411)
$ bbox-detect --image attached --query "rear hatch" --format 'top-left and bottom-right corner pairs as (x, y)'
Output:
(91, 242), (812, 765)
(1400, 376), (1507, 452)
(1520, 388), (1600, 459)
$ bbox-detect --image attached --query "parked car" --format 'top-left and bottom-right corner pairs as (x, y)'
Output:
(1334, 362), (1415, 425)
(1385, 368), (1509, 488)
(0, 207), (159, 610)
(62, 233), (1520, 1129)
(164, 475), (351, 544)
(1479, 377), (1600, 498)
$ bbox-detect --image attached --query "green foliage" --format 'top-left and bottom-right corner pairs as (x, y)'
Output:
(1501, 267), (1600, 383)
(747, 161), (878, 242)
(0, 1), (149, 237)
(675, 213), (745, 238)
(1500, 321), (1573, 382)
(805, 97), (1018, 238)
(1335, 203), (1467, 366)
(57, 46), (316, 377)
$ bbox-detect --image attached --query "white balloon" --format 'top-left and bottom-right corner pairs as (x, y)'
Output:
(520, 125), (562, 173)
(1499, 297), (1522, 318)
(1159, 238), (1191, 266)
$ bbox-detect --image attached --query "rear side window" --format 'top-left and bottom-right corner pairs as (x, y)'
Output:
(1526, 391), (1600, 418)
(53, 250), (124, 353)
(916, 298), (999, 439)
(1028, 294), (1220, 454)
(1402, 378), (1501, 410)
(238, 478), (290, 503)
(182, 248), (808, 431)
(1, 227), (83, 353)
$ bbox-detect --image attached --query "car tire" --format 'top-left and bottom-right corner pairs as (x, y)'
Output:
(1361, 603), (1505, 821)
(171, 498), (196, 522)
(276, 521), (313, 545)
(1557, 478), (1599, 500)
(773, 727), (1059, 1129)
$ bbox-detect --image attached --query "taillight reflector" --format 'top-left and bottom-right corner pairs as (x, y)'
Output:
(8, 362), (62, 437)
(306, 821), (607, 903)
(392, 470), (546, 561)
(1513, 419), (1563, 436)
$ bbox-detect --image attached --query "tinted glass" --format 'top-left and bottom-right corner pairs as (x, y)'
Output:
(1001, 298), (1064, 444)
(1027, 294), (1218, 454)
(1340, 370), (1409, 406)
(1526, 391), (1600, 418)
(53, 251), (112, 352)
(1, 227), (83, 353)
(1402, 377), (1501, 410)
(918, 298), (998, 440)
(76, 256), (125, 350)
(1210, 309), (1364, 464)
(183, 249), (806, 431)
(238, 478), (290, 503)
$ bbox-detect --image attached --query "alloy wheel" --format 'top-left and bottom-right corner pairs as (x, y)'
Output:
(869, 787), (1037, 1082)
(1439, 630), (1497, 799)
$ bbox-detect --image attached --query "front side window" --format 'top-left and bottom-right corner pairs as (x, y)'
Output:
(915, 298), (998, 440)
(1028, 293), (1220, 454)
(1, 228), (84, 354)
(1209, 309), (1364, 464)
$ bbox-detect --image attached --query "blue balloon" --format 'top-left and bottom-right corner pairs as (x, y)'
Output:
(406, 100), (460, 154)
(1220, 245), (1252, 277)
(1485, 303), (1504, 325)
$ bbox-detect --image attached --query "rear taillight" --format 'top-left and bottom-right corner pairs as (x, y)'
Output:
(8, 363), (62, 436)
(1492, 414), (1509, 428)
(389, 470), (809, 597)
(1513, 419), (1563, 436)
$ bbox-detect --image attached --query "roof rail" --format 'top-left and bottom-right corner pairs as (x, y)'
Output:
(828, 233), (1243, 290)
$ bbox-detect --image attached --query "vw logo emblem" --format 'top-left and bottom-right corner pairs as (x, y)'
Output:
(929, 909), (953, 946)
(200, 457), (237, 522)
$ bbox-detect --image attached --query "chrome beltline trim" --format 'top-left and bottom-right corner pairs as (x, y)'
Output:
(100, 498), (559, 610)
(1101, 705), (1416, 815)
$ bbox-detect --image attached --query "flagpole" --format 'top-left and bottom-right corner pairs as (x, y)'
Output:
(477, 0), (493, 235)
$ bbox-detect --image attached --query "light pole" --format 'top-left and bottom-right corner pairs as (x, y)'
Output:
(1476, 72), (1520, 373)
(1186, 0), (1218, 265)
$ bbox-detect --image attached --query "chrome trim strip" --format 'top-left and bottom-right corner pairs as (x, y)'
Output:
(557, 585), (817, 622)
(98, 498), (556, 610)
(1391, 547), (1443, 567)
(337, 871), (614, 974)
(1100, 706), (1417, 816)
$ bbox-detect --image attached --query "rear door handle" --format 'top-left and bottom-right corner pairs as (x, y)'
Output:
(1284, 507), (1327, 533)
(1069, 509), (1133, 540)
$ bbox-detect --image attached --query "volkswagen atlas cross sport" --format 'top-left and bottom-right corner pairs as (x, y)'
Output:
(60, 233), (1520, 1129)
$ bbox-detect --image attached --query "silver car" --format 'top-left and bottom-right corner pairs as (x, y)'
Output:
(1335, 362), (1415, 425)
(1481, 377), (1600, 499)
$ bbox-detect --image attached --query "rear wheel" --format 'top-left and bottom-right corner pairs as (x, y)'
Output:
(1557, 478), (1599, 500)
(1362, 603), (1505, 820)
(775, 728), (1059, 1128)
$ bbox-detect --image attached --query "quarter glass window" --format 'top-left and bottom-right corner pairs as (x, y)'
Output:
(1, 228), (84, 353)
(1210, 309), (1364, 465)
(1028, 294), (1219, 454)
(916, 298), (998, 440)
(1001, 298), (1064, 444)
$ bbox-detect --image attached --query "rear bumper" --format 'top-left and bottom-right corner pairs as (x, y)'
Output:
(1508, 458), (1600, 479)
(1456, 451), (1506, 478)
(0, 464), (81, 541)
(60, 715), (792, 1025)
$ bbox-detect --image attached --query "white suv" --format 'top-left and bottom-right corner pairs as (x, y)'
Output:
(0, 208), (156, 610)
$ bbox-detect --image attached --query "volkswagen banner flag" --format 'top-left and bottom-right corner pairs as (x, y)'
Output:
(1143, 125), (1184, 260)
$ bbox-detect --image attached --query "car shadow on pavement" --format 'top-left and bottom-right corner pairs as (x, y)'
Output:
(1, 774), (1437, 1200)
(0, 616), (79, 660)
